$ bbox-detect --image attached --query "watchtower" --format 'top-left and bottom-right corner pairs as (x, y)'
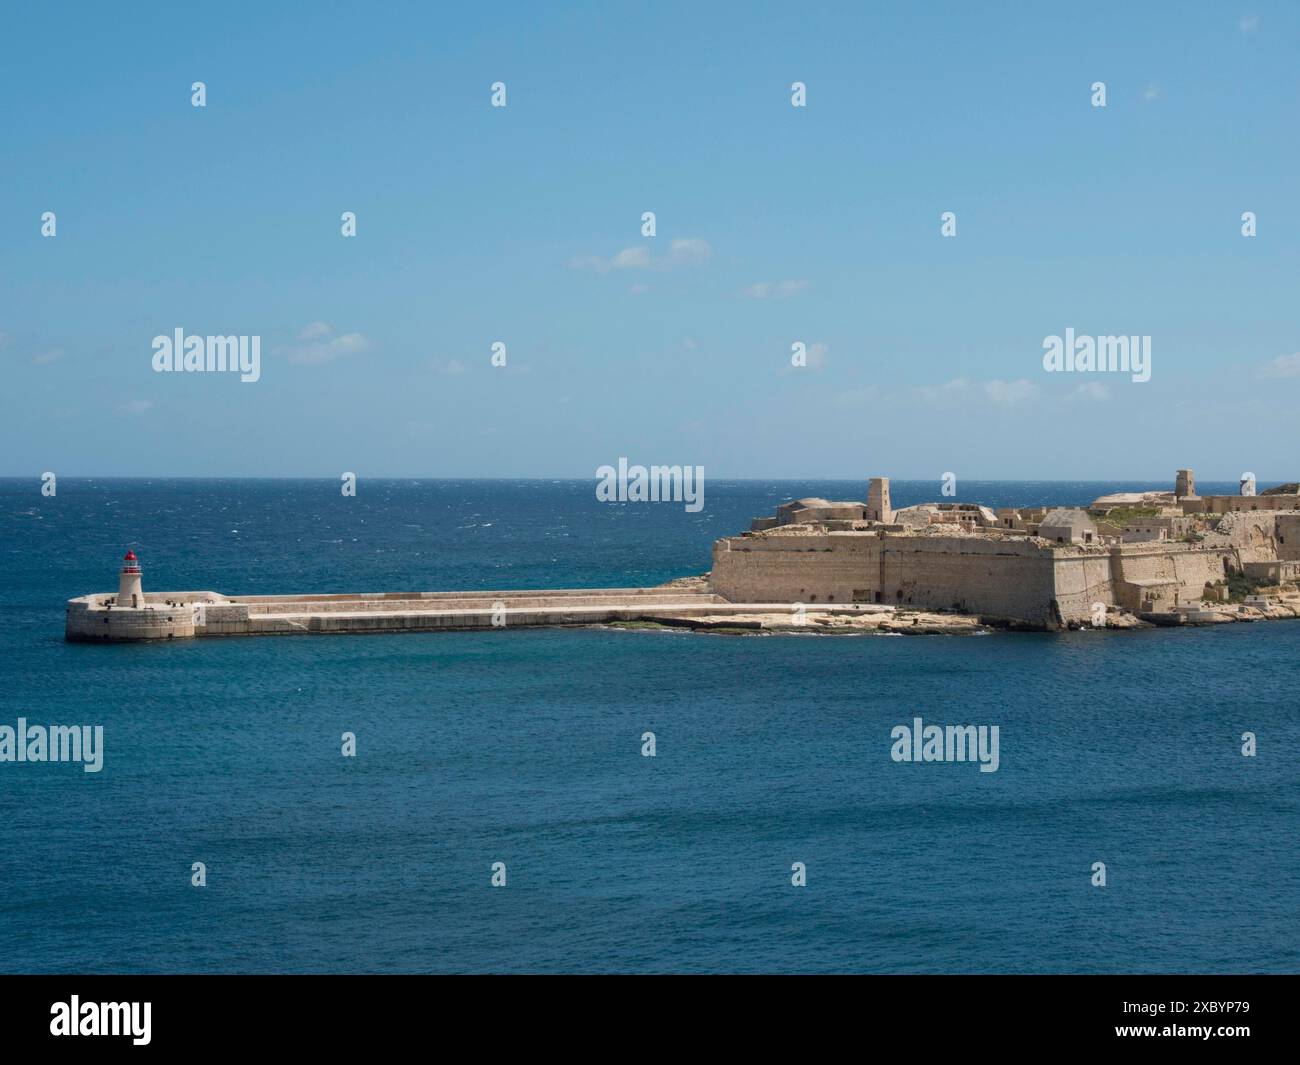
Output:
(867, 477), (893, 523)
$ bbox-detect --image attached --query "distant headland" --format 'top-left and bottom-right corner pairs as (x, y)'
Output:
(65, 469), (1300, 642)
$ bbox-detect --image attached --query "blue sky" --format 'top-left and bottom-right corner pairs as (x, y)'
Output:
(2, 2), (1297, 480)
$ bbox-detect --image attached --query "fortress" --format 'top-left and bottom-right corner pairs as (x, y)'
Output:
(65, 470), (1300, 641)
(714, 472), (1300, 628)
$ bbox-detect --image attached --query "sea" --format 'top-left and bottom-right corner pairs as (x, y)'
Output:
(0, 478), (1296, 974)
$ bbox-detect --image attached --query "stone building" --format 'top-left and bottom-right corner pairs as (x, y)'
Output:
(751, 497), (866, 531)
(1038, 509), (1097, 545)
(1121, 515), (1197, 543)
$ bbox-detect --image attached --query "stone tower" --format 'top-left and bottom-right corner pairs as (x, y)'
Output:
(866, 477), (892, 523)
(117, 550), (143, 608)
(1175, 469), (1196, 500)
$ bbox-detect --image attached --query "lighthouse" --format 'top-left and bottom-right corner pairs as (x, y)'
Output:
(117, 550), (143, 608)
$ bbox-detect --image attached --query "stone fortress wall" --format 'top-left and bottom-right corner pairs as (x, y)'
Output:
(879, 537), (1061, 623)
(1182, 495), (1300, 514)
(712, 527), (1245, 627)
(1274, 514), (1300, 560)
(709, 532), (885, 605)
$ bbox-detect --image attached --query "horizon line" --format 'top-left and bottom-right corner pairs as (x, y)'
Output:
(0, 474), (1284, 484)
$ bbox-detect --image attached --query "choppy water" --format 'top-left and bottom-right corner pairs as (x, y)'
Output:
(1, 479), (1296, 973)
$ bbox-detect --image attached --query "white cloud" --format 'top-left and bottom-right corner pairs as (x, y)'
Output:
(742, 280), (809, 300)
(1240, 14), (1259, 33)
(574, 237), (712, 273)
(116, 399), (153, 416)
(432, 358), (466, 376)
(914, 377), (1039, 407)
(1260, 352), (1300, 378)
(282, 324), (372, 365)
(1143, 83), (1160, 102)
(1070, 381), (1110, 401)
(574, 248), (642, 273)
(610, 247), (653, 270)
(31, 348), (63, 365)
(667, 238), (712, 266)
(914, 378), (973, 405)
(982, 378), (1039, 405)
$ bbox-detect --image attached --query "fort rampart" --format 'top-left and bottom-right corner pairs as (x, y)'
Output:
(712, 531), (1242, 628)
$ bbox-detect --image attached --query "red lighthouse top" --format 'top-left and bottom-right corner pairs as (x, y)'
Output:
(124, 550), (137, 561)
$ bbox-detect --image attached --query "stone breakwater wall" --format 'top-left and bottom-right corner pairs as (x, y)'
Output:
(65, 600), (200, 641)
(711, 531), (1242, 628)
(66, 588), (737, 642)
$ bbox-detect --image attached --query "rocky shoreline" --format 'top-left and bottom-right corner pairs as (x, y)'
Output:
(613, 608), (988, 636)
(639, 576), (1300, 636)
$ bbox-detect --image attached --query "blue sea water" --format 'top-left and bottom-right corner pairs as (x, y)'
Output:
(0, 478), (1296, 974)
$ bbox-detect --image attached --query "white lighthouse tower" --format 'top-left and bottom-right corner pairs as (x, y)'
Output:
(117, 549), (143, 607)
